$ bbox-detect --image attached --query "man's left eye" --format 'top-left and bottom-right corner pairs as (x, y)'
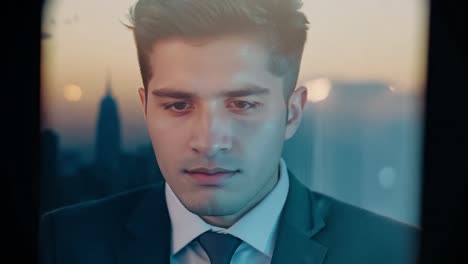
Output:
(229, 101), (257, 109)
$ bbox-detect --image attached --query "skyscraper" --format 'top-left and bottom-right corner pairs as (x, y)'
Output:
(94, 75), (121, 172)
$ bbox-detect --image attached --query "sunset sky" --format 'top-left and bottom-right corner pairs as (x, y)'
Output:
(40, 0), (429, 160)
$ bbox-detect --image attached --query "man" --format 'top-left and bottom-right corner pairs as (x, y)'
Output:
(39, 0), (420, 263)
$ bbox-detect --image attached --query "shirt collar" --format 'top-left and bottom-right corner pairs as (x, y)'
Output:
(165, 158), (290, 257)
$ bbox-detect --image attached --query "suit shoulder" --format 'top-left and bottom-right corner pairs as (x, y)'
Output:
(310, 190), (419, 231)
(309, 190), (420, 250)
(309, 190), (420, 263)
(40, 183), (163, 222)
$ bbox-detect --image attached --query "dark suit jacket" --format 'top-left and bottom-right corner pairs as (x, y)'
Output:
(39, 171), (420, 264)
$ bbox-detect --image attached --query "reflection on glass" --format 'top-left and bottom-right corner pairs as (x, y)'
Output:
(40, 0), (427, 227)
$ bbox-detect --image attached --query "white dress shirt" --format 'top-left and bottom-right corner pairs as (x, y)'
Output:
(165, 158), (290, 264)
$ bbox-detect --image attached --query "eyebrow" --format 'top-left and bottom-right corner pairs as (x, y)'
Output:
(222, 86), (270, 97)
(151, 89), (194, 99)
(151, 85), (270, 99)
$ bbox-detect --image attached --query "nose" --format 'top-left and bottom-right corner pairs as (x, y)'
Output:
(189, 105), (232, 158)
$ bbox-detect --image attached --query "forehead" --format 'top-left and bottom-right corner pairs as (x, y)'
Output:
(147, 34), (282, 94)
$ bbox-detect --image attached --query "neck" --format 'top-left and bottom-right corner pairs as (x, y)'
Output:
(200, 167), (280, 228)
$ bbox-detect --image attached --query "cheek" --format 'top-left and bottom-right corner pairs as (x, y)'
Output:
(145, 114), (188, 157)
(233, 111), (287, 151)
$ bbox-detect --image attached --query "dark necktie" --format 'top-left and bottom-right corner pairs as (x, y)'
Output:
(197, 231), (242, 264)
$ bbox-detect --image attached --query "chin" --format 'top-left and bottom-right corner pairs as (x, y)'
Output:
(182, 197), (242, 217)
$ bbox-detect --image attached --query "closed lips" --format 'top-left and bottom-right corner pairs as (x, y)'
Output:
(185, 168), (238, 174)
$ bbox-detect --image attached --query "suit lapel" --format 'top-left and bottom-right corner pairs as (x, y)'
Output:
(115, 182), (171, 264)
(112, 171), (328, 264)
(271, 171), (328, 264)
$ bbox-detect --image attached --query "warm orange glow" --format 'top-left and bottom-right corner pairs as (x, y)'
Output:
(305, 78), (332, 102)
(64, 84), (82, 102)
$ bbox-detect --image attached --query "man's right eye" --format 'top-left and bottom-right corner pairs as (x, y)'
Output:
(163, 102), (193, 113)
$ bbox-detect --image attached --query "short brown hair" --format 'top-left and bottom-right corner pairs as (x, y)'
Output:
(126, 0), (309, 99)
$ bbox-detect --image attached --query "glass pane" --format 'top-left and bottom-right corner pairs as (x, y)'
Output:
(40, 0), (427, 229)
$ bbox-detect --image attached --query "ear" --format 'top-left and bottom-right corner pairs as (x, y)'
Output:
(138, 87), (147, 120)
(284, 86), (308, 140)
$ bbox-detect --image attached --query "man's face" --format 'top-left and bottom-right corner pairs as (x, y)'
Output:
(139, 34), (304, 219)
